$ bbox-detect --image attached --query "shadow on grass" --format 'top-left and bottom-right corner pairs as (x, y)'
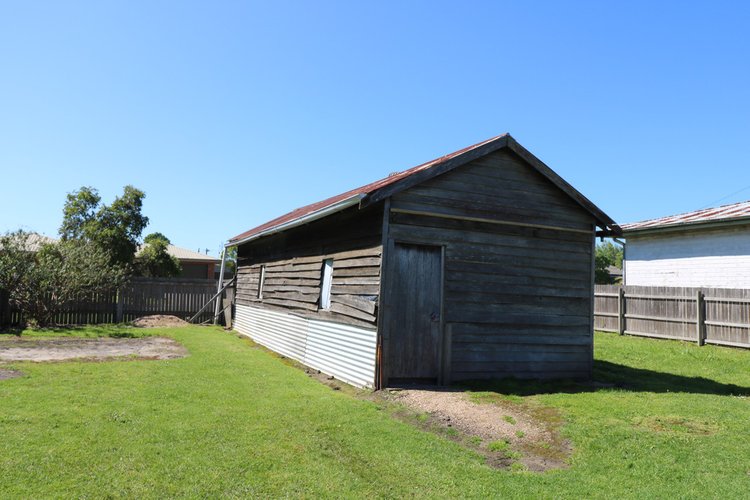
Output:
(0, 327), (24, 337)
(460, 360), (750, 397)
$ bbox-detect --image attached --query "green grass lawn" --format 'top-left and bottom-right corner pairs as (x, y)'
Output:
(1, 327), (749, 498)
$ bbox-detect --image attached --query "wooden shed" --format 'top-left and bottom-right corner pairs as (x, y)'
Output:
(229, 134), (618, 388)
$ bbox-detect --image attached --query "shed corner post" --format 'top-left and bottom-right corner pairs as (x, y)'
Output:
(589, 225), (596, 379)
(213, 246), (228, 325)
(375, 198), (392, 390)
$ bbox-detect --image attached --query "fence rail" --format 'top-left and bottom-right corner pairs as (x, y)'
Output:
(0, 278), (223, 328)
(595, 285), (750, 349)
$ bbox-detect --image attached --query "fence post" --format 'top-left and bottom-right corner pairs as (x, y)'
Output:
(116, 288), (124, 323)
(618, 287), (625, 335)
(696, 290), (705, 346)
(0, 289), (9, 329)
(222, 286), (234, 328)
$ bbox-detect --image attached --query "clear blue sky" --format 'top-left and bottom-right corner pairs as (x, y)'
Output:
(2, 1), (749, 256)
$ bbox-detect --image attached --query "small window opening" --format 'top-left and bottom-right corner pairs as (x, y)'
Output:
(257, 265), (266, 299)
(320, 259), (334, 309)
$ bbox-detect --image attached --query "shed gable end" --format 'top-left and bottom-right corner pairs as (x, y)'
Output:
(392, 148), (596, 232)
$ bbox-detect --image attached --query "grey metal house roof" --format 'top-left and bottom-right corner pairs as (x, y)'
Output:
(164, 245), (220, 263)
(136, 244), (220, 263)
(622, 199), (750, 234)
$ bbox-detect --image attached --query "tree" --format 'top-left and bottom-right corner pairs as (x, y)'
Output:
(0, 231), (128, 327)
(223, 246), (237, 276)
(595, 240), (624, 284)
(144, 232), (170, 245)
(135, 233), (181, 278)
(60, 185), (149, 266)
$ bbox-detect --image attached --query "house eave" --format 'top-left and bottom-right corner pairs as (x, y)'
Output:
(623, 217), (750, 237)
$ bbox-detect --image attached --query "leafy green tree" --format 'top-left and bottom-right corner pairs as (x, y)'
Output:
(597, 241), (623, 268)
(595, 240), (624, 284)
(223, 246), (237, 276)
(135, 234), (182, 278)
(144, 232), (170, 245)
(0, 231), (128, 327)
(60, 185), (149, 266)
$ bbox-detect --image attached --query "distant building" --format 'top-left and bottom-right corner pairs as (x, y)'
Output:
(622, 200), (750, 288)
(138, 244), (221, 280)
(20, 233), (57, 252)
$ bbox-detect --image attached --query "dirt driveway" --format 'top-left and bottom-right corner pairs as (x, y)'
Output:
(0, 337), (188, 362)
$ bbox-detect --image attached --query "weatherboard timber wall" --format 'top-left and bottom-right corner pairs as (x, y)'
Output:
(234, 304), (377, 388)
(624, 226), (750, 288)
(384, 148), (597, 381)
(235, 205), (383, 329)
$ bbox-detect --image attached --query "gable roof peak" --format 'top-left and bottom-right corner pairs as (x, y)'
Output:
(228, 134), (617, 245)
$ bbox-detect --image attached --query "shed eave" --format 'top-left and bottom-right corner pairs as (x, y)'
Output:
(227, 194), (366, 248)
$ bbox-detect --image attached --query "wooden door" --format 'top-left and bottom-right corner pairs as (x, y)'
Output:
(385, 243), (443, 383)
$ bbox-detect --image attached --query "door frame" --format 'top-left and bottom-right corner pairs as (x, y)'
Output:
(378, 235), (447, 387)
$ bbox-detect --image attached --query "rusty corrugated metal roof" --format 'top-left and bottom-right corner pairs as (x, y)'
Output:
(229, 134), (617, 244)
(228, 134), (508, 243)
(622, 199), (750, 233)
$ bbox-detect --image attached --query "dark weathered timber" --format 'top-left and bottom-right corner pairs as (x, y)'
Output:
(332, 267), (381, 277)
(232, 142), (606, 385)
(333, 294), (377, 315)
(330, 285), (380, 296)
(235, 204), (384, 326)
(328, 302), (377, 323)
(362, 135), (510, 208)
(384, 243), (443, 381)
(383, 148), (597, 382)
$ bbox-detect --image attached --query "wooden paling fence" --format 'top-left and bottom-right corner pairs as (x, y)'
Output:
(0, 278), (223, 327)
(595, 285), (750, 349)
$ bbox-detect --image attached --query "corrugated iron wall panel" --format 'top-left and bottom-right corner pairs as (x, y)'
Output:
(305, 319), (377, 388)
(234, 304), (307, 363)
(234, 304), (377, 388)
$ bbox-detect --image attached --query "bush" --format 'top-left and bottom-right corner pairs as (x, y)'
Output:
(0, 231), (129, 327)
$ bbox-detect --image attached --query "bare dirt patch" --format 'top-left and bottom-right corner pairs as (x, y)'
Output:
(0, 368), (23, 380)
(131, 315), (189, 328)
(385, 387), (570, 471)
(0, 337), (188, 362)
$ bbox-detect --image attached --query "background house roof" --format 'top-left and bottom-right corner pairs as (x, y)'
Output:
(229, 134), (617, 245)
(137, 244), (220, 263)
(622, 199), (750, 233)
(24, 233), (58, 251)
(164, 245), (220, 262)
(5, 233), (220, 262)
